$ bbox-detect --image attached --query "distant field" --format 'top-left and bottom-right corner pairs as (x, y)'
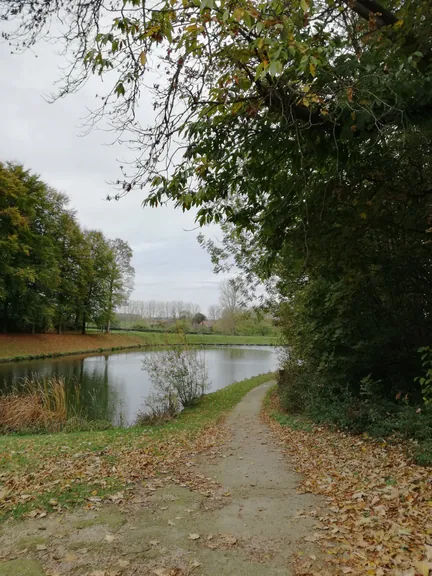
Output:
(0, 332), (279, 362)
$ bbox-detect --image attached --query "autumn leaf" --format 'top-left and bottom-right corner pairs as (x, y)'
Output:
(415, 562), (432, 576)
(140, 51), (147, 66)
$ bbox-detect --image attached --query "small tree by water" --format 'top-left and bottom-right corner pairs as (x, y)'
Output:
(140, 343), (210, 421)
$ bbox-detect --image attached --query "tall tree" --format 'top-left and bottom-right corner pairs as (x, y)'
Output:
(77, 230), (114, 335)
(104, 238), (135, 333)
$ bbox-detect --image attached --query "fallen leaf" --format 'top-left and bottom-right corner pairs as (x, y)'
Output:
(188, 533), (200, 540)
(415, 562), (432, 576)
(105, 534), (115, 543)
(190, 559), (202, 569)
(36, 544), (47, 551)
(168, 520), (175, 526)
(150, 540), (160, 546)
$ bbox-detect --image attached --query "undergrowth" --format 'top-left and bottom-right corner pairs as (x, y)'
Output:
(277, 368), (432, 466)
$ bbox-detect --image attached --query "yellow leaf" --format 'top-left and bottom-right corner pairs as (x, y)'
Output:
(415, 561), (432, 576)
(233, 8), (243, 21)
(309, 62), (316, 76)
(301, 0), (309, 13)
(360, 212), (367, 219)
(140, 51), (147, 66)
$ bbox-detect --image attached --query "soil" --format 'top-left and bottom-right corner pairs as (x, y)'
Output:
(0, 382), (324, 576)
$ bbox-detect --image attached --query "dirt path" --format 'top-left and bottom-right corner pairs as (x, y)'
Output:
(0, 382), (323, 576)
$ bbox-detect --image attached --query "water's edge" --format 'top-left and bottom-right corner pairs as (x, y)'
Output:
(0, 342), (276, 365)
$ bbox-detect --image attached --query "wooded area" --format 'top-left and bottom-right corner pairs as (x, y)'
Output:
(0, 0), (431, 439)
(0, 162), (135, 335)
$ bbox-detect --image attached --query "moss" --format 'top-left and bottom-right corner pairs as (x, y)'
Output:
(16, 536), (47, 550)
(72, 508), (126, 530)
(0, 559), (45, 576)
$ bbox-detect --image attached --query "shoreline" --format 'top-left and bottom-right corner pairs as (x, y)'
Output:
(0, 333), (279, 364)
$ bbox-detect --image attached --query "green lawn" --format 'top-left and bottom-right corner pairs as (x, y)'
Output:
(0, 372), (275, 522)
(122, 331), (279, 346)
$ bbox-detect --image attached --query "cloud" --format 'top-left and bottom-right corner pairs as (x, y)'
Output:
(0, 37), (228, 311)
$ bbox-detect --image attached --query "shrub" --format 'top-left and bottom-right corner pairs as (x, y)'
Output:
(140, 340), (210, 422)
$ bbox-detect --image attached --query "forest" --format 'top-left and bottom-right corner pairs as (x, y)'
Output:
(0, 162), (135, 335)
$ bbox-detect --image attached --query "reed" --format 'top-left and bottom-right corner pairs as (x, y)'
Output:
(0, 376), (68, 433)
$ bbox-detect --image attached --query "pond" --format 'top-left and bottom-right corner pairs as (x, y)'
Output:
(0, 346), (279, 425)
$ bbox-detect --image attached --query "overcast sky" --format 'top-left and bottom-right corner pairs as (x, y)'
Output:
(0, 36), (227, 313)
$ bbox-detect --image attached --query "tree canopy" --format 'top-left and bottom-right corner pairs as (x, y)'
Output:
(1, 1), (431, 406)
(0, 162), (135, 334)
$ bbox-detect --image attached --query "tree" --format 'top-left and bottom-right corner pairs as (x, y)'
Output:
(192, 312), (206, 326)
(2, 1), (431, 405)
(0, 162), (134, 335)
(0, 163), (63, 333)
(219, 279), (243, 334)
(104, 238), (135, 333)
(207, 305), (222, 321)
(77, 231), (114, 335)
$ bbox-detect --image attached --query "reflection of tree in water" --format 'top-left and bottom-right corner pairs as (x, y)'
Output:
(66, 357), (117, 422)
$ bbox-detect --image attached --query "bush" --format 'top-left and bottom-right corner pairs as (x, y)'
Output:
(278, 362), (432, 465)
(140, 341), (210, 422)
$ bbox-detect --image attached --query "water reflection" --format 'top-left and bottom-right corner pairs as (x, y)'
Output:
(0, 346), (279, 425)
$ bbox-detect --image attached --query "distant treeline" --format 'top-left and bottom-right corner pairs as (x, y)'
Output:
(0, 162), (135, 334)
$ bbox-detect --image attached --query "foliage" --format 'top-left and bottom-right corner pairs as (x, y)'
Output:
(1, 1), (430, 432)
(278, 366), (432, 465)
(416, 347), (432, 406)
(0, 162), (135, 334)
(192, 312), (206, 325)
(142, 339), (210, 419)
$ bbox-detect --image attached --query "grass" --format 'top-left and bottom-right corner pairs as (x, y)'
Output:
(0, 372), (275, 522)
(263, 386), (313, 432)
(0, 376), (67, 433)
(0, 332), (279, 363)
(0, 376), (113, 435)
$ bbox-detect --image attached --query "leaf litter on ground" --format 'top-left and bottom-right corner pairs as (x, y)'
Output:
(262, 392), (432, 575)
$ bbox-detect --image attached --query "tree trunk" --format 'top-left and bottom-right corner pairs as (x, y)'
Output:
(81, 312), (86, 335)
(2, 302), (7, 334)
(106, 279), (113, 333)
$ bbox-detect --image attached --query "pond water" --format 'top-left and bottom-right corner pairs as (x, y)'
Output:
(0, 346), (279, 425)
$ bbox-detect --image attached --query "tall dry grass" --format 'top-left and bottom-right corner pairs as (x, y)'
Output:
(0, 376), (68, 433)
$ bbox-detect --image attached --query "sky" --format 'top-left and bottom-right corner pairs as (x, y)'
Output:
(0, 34), (227, 314)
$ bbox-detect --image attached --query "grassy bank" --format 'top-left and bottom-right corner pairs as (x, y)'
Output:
(0, 332), (279, 363)
(0, 372), (275, 522)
